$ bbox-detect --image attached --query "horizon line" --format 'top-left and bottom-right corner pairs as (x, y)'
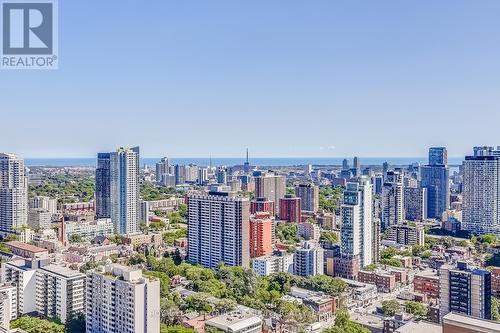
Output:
(23, 155), (467, 159)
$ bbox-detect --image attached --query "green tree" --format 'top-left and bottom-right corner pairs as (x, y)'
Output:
(380, 258), (403, 267)
(320, 231), (338, 245)
(163, 229), (187, 245)
(183, 294), (213, 314)
(412, 245), (426, 256)
(178, 204), (188, 218)
(214, 298), (238, 314)
(318, 186), (344, 213)
(4, 234), (19, 242)
(480, 234), (497, 245)
(363, 264), (378, 271)
(492, 297), (500, 321)
(276, 223), (301, 244)
(143, 270), (170, 297)
(11, 316), (65, 333)
(160, 324), (196, 333)
(139, 222), (149, 233)
(380, 247), (398, 259)
(382, 300), (401, 316)
(198, 278), (229, 298)
(205, 326), (225, 333)
(160, 298), (181, 325)
(148, 256), (180, 277)
(297, 275), (347, 295)
(69, 234), (83, 243)
(421, 250), (432, 260)
(404, 301), (428, 320)
(64, 313), (85, 333)
(277, 301), (315, 329)
(323, 309), (370, 333)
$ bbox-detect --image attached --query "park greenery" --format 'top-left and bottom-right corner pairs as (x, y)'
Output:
(160, 325), (196, 333)
(144, 256), (347, 330)
(163, 229), (187, 245)
(275, 223), (301, 245)
(10, 316), (65, 333)
(319, 186), (344, 213)
(29, 174), (95, 203)
(379, 258), (403, 268)
(140, 184), (185, 201)
(381, 300), (428, 320)
(323, 309), (370, 333)
(404, 301), (428, 319)
(381, 299), (401, 316)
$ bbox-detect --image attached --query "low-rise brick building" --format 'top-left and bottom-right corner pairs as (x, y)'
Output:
(413, 270), (440, 300)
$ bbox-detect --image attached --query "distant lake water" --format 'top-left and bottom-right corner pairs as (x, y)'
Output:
(25, 157), (465, 168)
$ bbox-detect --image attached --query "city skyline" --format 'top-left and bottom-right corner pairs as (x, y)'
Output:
(3, 1), (500, 157)
(4, 1), (500, 332)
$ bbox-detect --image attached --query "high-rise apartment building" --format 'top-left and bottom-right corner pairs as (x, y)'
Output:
(294, 241), (324, 277)
(1, 259), (45, 316)
(29, 196), (57, 215)
(342, 159), (350, 171)
(279, 196), (301, 222)
(254, 172), (286, 215)
(155, 157), (169, 185)
(462, 146), (500, 236)
(27, 208), (52, 230)
(86, 264), (160, 333)
(197, 167), (209, 185)
(295, 184), (319, 213)
(110, 147), (140, 234)
(404, 187), (427, 221)
(187, 191), (250, 269)
(216, 167), (227, 184)
(0, 153), (28, 233)
(250, 197), (275, 217)
(96, 153), (111, 219)
(174, 164), (186, 185)
(0, 284), (17, 331)
(440, 262), (491, 320)
(36, 265), (86, 323)
(252, 252), (294, 276)
(382, 171), (404, 231)
(386, 223), (425, 246)
(249, 212), (274, 258)
(421, 147), (450, 220)
(340, 178), (373, 267)
(373, 175), (384, 195)
(185, 164), (199, 183)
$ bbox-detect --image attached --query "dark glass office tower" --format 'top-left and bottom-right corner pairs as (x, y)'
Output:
(95, 153), (111, 219)
(421, 147), (450, 219)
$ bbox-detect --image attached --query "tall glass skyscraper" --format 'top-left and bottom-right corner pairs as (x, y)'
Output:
(341, 177), (374, 267)
(421, 147), (450, 219)
(95, 153), (111, 219)
(110, 147), (140, 234)
(0, 153), (28, 233)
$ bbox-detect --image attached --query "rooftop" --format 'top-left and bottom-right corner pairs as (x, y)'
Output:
(395, 321), (442, 333)
(443, 312), (500, 332)
(5, 241), (47, 253)
(415, 269), (439, 279)
(41, 264), (85, 279)
(206, 310), (262, 332)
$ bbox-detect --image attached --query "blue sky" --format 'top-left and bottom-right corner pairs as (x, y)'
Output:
(2, 1), (500, 158)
